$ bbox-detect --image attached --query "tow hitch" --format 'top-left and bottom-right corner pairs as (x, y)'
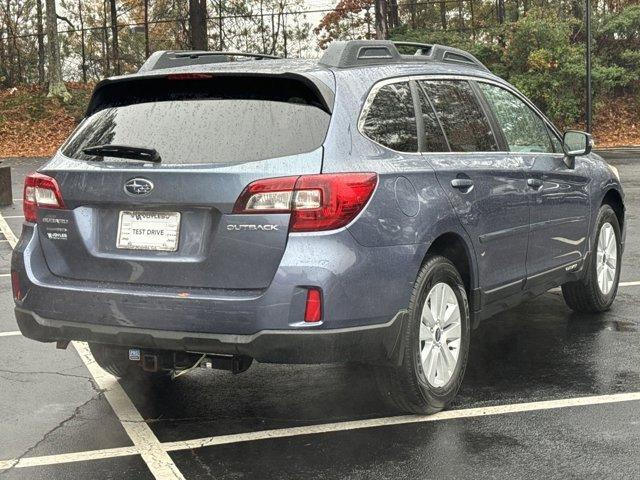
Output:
(127, 348), (253, 376)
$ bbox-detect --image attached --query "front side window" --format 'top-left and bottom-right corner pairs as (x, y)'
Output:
(419, 80), (498, 152)
(361, 82), (418, 152)
(478, 83), (553, 153)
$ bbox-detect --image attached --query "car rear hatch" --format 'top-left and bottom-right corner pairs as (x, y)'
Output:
(33, 73), (333, 290)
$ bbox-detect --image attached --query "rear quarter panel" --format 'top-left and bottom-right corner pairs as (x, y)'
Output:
(321, 69), (478, 291)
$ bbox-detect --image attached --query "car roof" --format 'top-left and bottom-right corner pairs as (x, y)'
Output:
(107, 40), (502, 86)
(87, 42), (509, 118)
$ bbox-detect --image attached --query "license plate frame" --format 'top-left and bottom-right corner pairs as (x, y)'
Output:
(116, 211), (181, 252)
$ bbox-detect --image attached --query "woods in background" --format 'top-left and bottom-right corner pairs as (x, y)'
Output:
(1, 0), (640, 130)
(0, 0), (313, 88)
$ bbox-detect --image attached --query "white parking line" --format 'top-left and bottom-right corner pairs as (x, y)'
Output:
(0, 446), (139, 470)
(1, 210), (640, 474)
(0, 331), (21, 337)
(162, 391), (640, 451)
(1, 391), (639, 471)
(73, 342), (186, 479)
(1, 215), (24, 219)
(0, 212), (185, 480)
(620, 281), (640, 287)
(0, 214), (18, 248)
(0, 273), (10, 277)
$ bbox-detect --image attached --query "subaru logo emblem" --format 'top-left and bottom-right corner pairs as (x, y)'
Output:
(124, 178), (154, 196)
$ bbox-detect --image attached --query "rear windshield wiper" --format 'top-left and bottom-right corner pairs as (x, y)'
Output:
(82, 145), (162, 163)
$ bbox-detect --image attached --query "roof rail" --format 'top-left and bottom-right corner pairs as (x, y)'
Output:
(138, 50), (280, 73)
(319, 40), (488, 72)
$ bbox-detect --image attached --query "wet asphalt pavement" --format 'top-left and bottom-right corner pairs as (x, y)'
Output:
(0, 154), (639, 479)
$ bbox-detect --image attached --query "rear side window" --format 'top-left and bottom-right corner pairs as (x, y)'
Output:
(419, 80), (498, 152)
(416, 87), (449, 152)
(478, 83), (553, 153)
(62, 77), (331, 165)
(360, 82), (418, 152)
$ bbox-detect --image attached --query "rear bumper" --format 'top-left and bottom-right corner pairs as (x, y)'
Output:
(16, 307), (406, 364)
(12, 224), (420, 364)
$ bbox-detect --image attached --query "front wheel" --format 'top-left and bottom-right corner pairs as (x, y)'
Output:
(377, 255), (471, 414)
(562, 204), (622, 313)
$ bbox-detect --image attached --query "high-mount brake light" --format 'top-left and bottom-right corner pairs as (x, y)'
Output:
(166, 73), (214, 81)
(233, 173), (377, 232)
(23, 173), (65, 222)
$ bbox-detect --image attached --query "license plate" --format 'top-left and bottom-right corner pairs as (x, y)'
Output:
(116, 211), (181, 252)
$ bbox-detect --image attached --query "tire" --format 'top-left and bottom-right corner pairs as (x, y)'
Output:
(562, 204), (621, 313)
(88, 343), (169, 379)
(376, 255), (471, 414)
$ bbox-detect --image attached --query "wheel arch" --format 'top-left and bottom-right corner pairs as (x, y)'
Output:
(601, 188), (625, 232)
(422, 232), (477, 299)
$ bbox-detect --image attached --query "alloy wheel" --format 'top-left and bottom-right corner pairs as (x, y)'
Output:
(596, 222), (617, 295)
(419, 282), (462, 388)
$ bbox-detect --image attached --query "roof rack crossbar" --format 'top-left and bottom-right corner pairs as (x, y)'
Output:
(138, 50), (280, 73)
(174, 51), (280, 60)
(319, 40), (488, 72)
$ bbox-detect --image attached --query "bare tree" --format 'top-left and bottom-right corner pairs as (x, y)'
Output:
(45, 0), (70, 100)
(110, 0), (120, 75)
(144, 0), (150, 57)
(189, 0), (208, 50)
(36, 0), (45, 85)
(374, 0), (388, 39)
(78, 1), (87, 83)
(440, 0), (447, 30)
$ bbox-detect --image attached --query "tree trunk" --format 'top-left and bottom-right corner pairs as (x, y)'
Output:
(102, 0), (110, 76)
(110, 0), (120, 75)
(440, 1), (447, 30)
(218, 0), (224, 50)
(260, 0), (265, 53)
(388, 0), (399, 30)
(144, 0), (150, 58)
(374, 0), (389, 39)
(79, 1), (87, 83)
(45, 0), (70, 100)
(497, 0), (505, 24)
(409, 1), (416, 30)
(189, 0), (208, 50)
(36, 0), (45, 85)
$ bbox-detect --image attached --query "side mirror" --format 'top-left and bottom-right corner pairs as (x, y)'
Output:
(562, 130), (593, 169)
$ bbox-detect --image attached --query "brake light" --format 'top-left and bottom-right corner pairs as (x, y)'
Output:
(304, 288), (322, 322)
(166, 73), (214, 81)
(233, 173), (377, 232)
(23, 173), (65, 222)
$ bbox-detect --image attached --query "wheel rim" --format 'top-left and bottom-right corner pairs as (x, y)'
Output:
(419, 282), (462, 388)
(596, 222), (617, 295)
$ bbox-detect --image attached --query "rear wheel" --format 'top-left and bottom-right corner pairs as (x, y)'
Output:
(88, 343), (170, 379)
(562, 205), (621, 313)
(377, 255), (471, 414)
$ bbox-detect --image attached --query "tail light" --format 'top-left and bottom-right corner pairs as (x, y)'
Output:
(304, 288), (322, 323)
(233, 173), (377, 232)
(23, 173), (65, 222)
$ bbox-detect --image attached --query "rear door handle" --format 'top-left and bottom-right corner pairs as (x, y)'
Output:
(451, 178), (474, 190)
(527, 178), (544, 189)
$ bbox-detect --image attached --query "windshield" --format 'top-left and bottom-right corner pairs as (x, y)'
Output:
(62, 99), (330, 165)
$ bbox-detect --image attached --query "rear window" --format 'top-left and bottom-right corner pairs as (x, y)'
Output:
(62, 76), (331, 165)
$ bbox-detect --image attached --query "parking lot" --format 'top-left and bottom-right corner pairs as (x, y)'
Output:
(0, 154), (639, 479)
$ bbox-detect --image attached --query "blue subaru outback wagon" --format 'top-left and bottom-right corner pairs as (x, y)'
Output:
(11, 41), (625, 413)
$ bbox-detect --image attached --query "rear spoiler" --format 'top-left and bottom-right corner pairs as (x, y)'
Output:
(85, 72), (335, 117)
(138, 50), (280, 72)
